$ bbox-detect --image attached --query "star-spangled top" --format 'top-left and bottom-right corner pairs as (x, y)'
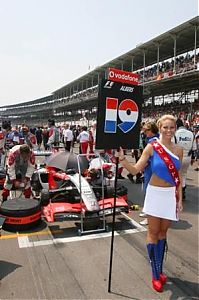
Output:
(151, 140), (180, 188)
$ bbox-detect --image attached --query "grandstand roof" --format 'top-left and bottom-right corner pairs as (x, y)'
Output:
(0, 95), (52, 109)
(53, 16), (199, 95)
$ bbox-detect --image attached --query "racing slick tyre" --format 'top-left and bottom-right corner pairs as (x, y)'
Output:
(40, 189), (50, 206)
(92, 183), (127, 199)
(115, 183), (128, 197)
(0, 197), (42, 232)
(104, 184), (128, 198)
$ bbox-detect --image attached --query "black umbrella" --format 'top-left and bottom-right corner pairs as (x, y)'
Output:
(45, 151), (89, 172)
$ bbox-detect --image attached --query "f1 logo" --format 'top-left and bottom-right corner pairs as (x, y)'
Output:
(104, 97), (139, 133)
(104, 81), (114, 89)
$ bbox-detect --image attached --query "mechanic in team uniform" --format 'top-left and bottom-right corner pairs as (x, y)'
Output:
(77, 126), (90, 154)
(0, 120), (12, 168)
(175, 119), (196, 200)
(47, 119), (60, 150)
(19, 125), (37, 150)
(2, 144), (35, 202)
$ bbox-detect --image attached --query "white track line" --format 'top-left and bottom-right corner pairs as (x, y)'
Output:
(18, 214), (147, 248)
(121, 212), (147, 230)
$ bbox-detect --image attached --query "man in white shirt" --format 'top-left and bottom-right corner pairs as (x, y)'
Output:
(47, 119), (60, 150)
(77, 126), (90, 154)
(175, 119), (196, 200)
(63, 124), (74, 152)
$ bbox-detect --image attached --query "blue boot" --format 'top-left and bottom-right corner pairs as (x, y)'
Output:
(157, 239), (167, 284)
(147, 243), (163, 292)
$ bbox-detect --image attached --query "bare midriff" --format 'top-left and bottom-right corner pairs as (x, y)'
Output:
(149, 173), (174, 188)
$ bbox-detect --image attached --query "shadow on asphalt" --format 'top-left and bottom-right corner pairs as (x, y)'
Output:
(47, 215), (137, 239)
(0, 260), (22, 280)
(165, 277), (199, 299)
(171, 219), (192, 230)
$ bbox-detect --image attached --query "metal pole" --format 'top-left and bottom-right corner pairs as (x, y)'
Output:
(152, 95), (155, 108)
(131, 57), (134, 72)
(194, 25), (197, 67)
(97, 73), (100, 84)
(142, 51), (146, 94)
(157, 44), (160, 75)
(108, 156), (119, 293)
(87, 110), (90, 127)
(173, 37), (177, 74)
(143, 51), (146, 83)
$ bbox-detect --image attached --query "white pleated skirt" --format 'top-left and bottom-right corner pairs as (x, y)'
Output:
(143, 184), (178, 221)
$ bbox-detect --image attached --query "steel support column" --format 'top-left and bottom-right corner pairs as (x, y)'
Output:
(173, 37), (177, 74)
(131, 57), (134, 72)
(194, 25), (197, 67)
(157, 44), (160, 75)
(143, 51), (146, 84)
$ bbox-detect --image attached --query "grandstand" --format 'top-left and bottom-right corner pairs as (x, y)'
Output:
(0, 16), (198, 126)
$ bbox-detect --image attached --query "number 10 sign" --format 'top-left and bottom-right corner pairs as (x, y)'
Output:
(95, 78), (143, 150)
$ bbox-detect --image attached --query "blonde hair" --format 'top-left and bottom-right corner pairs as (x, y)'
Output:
(157, 114), (176, 129)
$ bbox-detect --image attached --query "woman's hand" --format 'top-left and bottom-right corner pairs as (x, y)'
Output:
(178, 201), (183, 212)
(115, 147), (125, 161)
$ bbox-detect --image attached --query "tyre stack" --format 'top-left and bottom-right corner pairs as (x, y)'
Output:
(0, 197), (42, 232)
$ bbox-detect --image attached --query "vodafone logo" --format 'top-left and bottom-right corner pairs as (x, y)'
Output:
(108, 68), (139, 86)
(109, 70), (138, 83)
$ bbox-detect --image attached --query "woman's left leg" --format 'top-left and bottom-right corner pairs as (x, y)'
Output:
(157, 219), (171, 284)
(146, 216), (163, 292)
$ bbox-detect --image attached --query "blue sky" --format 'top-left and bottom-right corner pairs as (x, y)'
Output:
(0, 0), (198, 106)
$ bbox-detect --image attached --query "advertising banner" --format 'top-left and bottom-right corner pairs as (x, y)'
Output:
(108, 68), (139, 86)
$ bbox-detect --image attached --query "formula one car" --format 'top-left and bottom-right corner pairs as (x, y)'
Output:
(31, 151), (128, 222)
